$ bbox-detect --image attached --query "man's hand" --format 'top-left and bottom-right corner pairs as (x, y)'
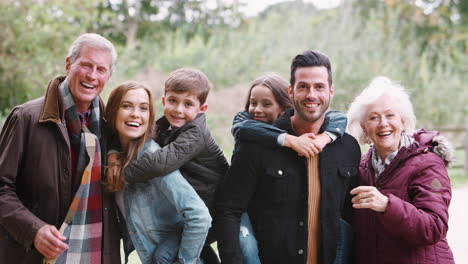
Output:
(283, 133), (320, 158)
(351, 186), (389, 213)
(34, 224), (68, 259)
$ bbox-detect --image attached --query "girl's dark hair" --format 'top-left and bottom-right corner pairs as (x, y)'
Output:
(243, 73), (292, 112)
(104, 81), (155, 192)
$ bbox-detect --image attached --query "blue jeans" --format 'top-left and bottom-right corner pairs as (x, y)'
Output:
(333, 218), (353, 264)
(153, 231), (208, 264)
(239, 213), (261, 264)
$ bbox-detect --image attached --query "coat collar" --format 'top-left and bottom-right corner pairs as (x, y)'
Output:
(39, 76), (66, 123)
(361, 129), (449, 184)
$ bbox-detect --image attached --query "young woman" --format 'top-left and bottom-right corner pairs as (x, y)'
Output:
(231, 73), (348, 264)
(104, 81), (211, 264)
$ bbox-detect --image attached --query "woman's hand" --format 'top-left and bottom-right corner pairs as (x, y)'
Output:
(351, 186), (389, 212)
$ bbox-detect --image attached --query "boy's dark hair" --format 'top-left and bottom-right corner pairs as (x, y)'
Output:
(244, 73), (292, 112)
(290, 50), (332, 87)
(164, 68), (211, 105)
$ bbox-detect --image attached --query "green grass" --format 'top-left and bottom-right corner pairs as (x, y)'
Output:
(449, 149), (467, 187)
(448, 149), (468, 188)
(449, 168), (468, 187)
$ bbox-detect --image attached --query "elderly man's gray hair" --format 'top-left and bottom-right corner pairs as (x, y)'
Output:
(346, 76), (416, 145)
(67, 33), (117, 73)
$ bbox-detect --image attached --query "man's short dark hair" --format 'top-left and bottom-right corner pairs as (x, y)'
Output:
(290, 50), (332, 87)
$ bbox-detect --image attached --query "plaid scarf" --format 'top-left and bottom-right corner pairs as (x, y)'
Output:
(371, 132), (414, 180)
(44, 79), (103, 264)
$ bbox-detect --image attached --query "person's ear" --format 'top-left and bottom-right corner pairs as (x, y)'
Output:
(161, 96), (166, 106)
(288, 85), (293, 98)
(65, 57), (72, 74)
(360, 122), (367, 135)
(198, 104), (208, 113)
(278, 107), (286, 117)
(330, 84), (335, 98)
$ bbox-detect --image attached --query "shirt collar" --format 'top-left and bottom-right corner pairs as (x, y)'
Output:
(78, 109), (92, 126)
(371, 132), (414, 180)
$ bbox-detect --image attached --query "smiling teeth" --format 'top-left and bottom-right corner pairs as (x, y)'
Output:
(126, 122), (141, 127)
(378, 132), (391, 136)
(81, 82), (95, 88)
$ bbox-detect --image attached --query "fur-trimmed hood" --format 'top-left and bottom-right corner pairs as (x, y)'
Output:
(413, 129), (456, 167)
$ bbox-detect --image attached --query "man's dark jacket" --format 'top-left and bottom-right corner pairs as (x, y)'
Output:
(216, 109), (361, 264)
(0, 76), (121, 263)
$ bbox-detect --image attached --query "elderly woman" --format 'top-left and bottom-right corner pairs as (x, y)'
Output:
(347, 76), (455, 264)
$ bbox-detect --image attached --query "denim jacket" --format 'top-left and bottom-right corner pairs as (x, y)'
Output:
(123, 140), (211, 263)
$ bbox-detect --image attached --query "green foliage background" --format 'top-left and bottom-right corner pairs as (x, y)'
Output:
(1, 0), (467, 145)
(1, 1), (467, 262)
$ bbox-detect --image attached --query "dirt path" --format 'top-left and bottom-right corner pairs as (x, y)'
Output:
(447, 183), (468, 263)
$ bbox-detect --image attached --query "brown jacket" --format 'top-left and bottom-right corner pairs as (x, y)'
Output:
(0, 76), (121, 263)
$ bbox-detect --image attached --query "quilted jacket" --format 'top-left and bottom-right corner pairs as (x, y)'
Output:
(354, 129), (455, 264)
(124, 113), (229, 211)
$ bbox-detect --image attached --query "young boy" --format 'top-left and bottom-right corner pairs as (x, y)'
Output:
(123, 68), (229, 263)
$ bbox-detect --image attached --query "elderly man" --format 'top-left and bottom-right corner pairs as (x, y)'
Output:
(216, 50), (361, 264)
(0, 33), (121, 263)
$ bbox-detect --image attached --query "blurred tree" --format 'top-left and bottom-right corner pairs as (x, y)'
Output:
(353, 0), (468, 57)
(0, 0), (97, 114)
(0, 0), (243, 113)
(93, 0), (244, 47)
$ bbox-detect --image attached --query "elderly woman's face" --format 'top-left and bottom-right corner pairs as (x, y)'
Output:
(361, 96), (404, 160)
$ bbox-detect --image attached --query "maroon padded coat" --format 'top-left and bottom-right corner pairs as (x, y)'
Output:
(354, 129), (455, 264)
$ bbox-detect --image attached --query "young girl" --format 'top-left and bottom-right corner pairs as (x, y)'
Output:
(104, 81), (211, 264)
(232, 73), (347, 264)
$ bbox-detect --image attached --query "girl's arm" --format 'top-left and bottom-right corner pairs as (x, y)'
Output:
(324, 110), (347, 138)
(232, 110), (285, 147)
(285, 110), (348, 156)
(232, 110), (348, 157)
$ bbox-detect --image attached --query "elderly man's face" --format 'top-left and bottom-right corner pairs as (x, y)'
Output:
(65, 45), (112, 112)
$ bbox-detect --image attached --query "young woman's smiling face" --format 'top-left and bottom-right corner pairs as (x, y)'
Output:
(116, 88), (150, 150)
(248, 85), (284, 124)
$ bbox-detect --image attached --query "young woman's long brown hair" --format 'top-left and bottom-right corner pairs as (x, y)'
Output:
(104, 81), (155, 192)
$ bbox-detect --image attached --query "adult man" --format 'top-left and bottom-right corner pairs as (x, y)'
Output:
(216, 50), (361, 264)
(0, 33), (121, 263)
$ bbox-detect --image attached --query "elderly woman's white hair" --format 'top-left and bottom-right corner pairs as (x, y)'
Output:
(67, 33), (118, 73)
(347, 76), (416, 145)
